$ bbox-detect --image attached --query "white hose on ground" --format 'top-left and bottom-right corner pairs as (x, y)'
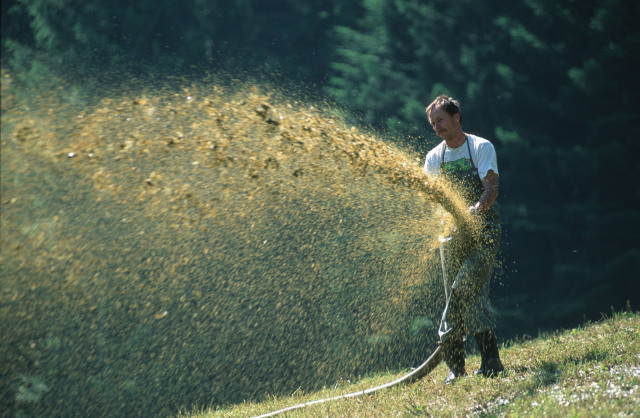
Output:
(254, 345), (443, 417)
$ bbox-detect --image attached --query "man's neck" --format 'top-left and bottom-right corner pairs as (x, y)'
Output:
(445, 132), (467, 148)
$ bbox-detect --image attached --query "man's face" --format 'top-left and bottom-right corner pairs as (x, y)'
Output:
(427, 106), (460, 141)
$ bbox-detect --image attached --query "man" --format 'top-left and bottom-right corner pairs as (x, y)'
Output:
(423, 94), (504, 383)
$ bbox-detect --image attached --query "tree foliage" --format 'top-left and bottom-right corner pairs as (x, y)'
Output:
(2, 0), (638, 335)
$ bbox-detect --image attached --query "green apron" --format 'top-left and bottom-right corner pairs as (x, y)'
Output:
(437, 138), (501, 341)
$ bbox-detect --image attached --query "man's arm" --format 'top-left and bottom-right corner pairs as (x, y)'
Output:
(472, 170), (499, 213)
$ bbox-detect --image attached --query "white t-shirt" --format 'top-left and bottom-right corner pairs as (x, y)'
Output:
(423, 133), (498, 180)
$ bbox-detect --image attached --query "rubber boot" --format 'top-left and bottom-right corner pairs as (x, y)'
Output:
(474, 330), (504, 377)
(443, 338), (466, 384)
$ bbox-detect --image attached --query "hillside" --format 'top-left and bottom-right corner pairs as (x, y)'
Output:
(2, 71), (637, 418)
(189, 310), (639, 417)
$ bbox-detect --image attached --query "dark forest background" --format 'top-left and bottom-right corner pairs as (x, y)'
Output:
(2, 0), (639, 338)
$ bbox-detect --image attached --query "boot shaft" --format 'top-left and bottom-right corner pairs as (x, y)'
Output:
(474, 330), (504, 377)
(443, 338), (466, 376)
(475, 330), (500, 361)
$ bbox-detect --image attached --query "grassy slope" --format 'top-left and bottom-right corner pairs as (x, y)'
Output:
(185, 310), (639, 417)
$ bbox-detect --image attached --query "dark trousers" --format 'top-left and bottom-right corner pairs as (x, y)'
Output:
(438, 222), (501, 343)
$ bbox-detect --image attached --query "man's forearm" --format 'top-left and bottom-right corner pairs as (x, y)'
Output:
(474, 171), (499, 213)
(475, 188), (498, 213)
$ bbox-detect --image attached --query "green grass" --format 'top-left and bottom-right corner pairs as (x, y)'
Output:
(182, 310), (640, 417)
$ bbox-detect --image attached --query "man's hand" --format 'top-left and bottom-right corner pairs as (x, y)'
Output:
(468, 203), (480, 215)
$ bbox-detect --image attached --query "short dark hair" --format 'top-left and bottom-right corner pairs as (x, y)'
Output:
(426, 94), (462, 123)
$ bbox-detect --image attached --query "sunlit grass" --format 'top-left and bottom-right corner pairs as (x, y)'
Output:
(3, 68), (636, 417)
(185, 310), (640, 417)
